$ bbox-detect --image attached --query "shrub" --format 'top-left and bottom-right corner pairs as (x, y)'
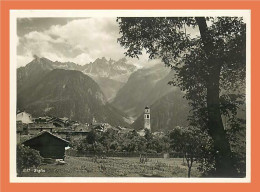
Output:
(17, 144), (43, 176)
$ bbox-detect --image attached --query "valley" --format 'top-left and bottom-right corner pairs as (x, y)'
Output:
(17, 56), (190, 132)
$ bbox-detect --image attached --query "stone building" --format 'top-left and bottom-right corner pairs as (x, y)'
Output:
(144, 106), (151, 131)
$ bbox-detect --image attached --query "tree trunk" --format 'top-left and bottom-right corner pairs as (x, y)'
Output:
(188, 166), (191, 178)
(195, 17), (236, 177)
(186, 156), (193, 178)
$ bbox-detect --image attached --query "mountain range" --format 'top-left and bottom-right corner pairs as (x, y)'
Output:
(111, 64), (190, 129)
(17, 57), (130, 127)
(18, 56), (137, 101)
(17, 56), (192, 131)
(82, 57), (136, 82)
(112, 64), (178, 119)
(82, 57), (136, 101)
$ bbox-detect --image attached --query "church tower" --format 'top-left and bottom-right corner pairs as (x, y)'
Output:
(144, 106), (151, 131)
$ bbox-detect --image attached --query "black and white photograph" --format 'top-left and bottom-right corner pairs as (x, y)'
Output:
(11, 10), (250, 181)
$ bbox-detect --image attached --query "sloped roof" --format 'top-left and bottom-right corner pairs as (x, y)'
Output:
(60, 117), (69, 122)
(23, 131), (69, 146)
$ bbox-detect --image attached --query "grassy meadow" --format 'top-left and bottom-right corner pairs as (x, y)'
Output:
(20, 156), (201, 177)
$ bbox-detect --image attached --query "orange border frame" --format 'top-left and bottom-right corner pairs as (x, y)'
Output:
(0, 0), (259, 192)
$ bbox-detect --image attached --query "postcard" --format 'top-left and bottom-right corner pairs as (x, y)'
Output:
(0, 1), (258, 192)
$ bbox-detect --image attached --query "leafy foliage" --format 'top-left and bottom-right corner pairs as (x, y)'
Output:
(17, 144), (43, 176)
(117, 16), (246, 126)
(169, 126), (211, 177)
(117, 17), (246, 176)
(73, 129), (170, 155)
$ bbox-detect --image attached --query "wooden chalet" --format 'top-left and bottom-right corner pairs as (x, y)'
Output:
(22, 131), (69, 159)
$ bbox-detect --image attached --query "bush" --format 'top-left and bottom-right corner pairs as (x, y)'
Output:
(17, 144), (43, 176)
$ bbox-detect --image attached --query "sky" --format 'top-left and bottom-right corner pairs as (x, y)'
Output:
(17, 17), (200, 68)
(17, 17), (156, 68)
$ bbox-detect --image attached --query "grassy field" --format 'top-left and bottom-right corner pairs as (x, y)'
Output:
(20, 156), (202, 177)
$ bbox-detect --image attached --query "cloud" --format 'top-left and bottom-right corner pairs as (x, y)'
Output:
(17, 55), (34, 67)
(17, 17), (166, 68)
(17, 18), (130, 67)
(72, 53), (95, 64)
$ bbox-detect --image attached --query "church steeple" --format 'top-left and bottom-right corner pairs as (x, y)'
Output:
(144, 106), (151, 131)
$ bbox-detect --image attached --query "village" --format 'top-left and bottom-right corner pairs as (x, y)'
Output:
(16, 106), (165, 145)
(17, 111), (138, 144)
(16, 107), (196, 178)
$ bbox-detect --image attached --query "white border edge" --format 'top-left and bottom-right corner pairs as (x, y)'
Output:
(9, 9), (251, 183)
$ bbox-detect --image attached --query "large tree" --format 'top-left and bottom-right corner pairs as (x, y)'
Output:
(117, 17), (246, 177)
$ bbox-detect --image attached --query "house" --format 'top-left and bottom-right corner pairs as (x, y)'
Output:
(91, 123), (105, 132)
(22, 131), (69, 159)
(104, 124), (120, 133)
(51, 117), (70, 127)
(34, 116), (54, 123)
(53, 127), (74, 141)
(137, 129), (146, 137)
(16, 112), (33, 124)
(73, 123), (90, 132)
(54, 130), (91, 141)
(118, 127), (136, 135)
(17, 121), (24, 143)
(28, 123), (56, 135)
(16, 112), (32, 142)
(152, 131), (165, 138)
